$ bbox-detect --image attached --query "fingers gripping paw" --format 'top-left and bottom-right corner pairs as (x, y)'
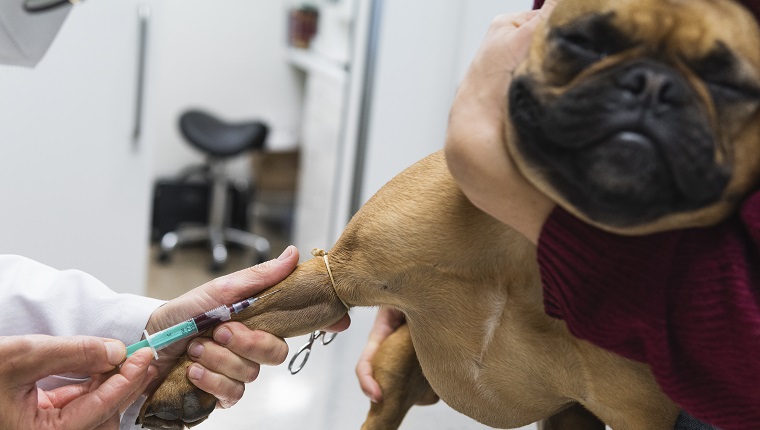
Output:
(138, 362), (217, 429)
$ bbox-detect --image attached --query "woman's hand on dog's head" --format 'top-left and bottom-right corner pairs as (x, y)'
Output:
(445, 5), (557, 244)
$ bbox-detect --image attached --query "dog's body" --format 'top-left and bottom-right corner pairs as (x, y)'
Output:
(138, 0), (760, 428)
(141, 151), (678, 430)
(331, 151), (678, 430)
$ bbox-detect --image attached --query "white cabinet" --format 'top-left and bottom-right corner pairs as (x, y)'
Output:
(289, 53), (349, 255)
(0, 0), (152, 294)
(287, 0), (355, 256)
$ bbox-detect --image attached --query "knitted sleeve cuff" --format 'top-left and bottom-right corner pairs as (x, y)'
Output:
(537, 207), (677, 360)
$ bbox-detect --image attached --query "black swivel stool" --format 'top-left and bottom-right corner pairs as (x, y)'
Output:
(159, 109), (271, 271)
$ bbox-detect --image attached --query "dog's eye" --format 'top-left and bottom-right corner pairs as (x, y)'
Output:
(548, 14), (632, 80)
(694, 43), (760, 104)
(556, 32), (606, 62)
(705, 80), (760, 103)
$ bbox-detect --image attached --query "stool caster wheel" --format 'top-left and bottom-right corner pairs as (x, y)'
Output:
(157, 252), (171, 264)
(158, 232), (178, 264)
(210, 244), (228, 273)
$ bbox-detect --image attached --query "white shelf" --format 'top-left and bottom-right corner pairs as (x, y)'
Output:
(287, 47), (348, 81)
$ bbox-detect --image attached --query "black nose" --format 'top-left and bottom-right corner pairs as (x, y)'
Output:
(616, 62), (689, 107)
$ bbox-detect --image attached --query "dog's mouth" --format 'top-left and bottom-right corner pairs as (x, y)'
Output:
(581, 130), (662, 194)
(508, 70), (732, 227)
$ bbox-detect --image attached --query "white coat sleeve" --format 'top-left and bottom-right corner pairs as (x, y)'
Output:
(0, 254), (166, 429)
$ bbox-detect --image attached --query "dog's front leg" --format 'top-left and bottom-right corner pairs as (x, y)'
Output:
(361, 323), (438, 430)
(137, 257), (349, 429)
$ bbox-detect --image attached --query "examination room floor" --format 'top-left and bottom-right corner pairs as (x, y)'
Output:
(146, 221), (536, 430)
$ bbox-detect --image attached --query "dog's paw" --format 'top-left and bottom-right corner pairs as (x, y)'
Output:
(138, 362), (217, 429)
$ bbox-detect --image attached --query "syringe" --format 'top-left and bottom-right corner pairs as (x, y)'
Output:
(126, 289), (280, 359)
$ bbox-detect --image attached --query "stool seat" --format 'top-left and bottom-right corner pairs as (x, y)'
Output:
(158, 109), (272, 271)
(180, 110), (268, 157)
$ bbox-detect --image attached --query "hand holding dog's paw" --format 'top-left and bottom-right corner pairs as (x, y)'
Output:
(139, 358), (218, 429)
(185, 322), (288, 408)
(137, 247), (301, 429)
(444, 4), (556, 244)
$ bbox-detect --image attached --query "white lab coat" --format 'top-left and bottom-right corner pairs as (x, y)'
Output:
(0, 254), (165, 429)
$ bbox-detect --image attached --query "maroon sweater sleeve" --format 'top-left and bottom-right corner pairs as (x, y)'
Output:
(537, 192), (760, 429)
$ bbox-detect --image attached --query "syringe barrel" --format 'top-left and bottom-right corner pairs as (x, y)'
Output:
(129, 301), (250, 359)
(146, 320), (198, 353)
(193, 304), (232, 332)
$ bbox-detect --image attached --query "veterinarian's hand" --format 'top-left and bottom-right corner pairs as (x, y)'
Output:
(445, 2), (557, 244)
(146, 245), (350, 409)
(0, 335), (157, 429)
(356, 307), (407, 403)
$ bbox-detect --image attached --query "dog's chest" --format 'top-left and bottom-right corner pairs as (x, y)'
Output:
(406, 285), (568, 427)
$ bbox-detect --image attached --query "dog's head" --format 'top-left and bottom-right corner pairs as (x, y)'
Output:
(507, 0), (760, 234)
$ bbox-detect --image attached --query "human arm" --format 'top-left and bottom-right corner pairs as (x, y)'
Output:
(0, 248), (349, 428)
(355, 307), (406, 403)
(444, 3), (557, 245)
(144, 245), (350, 410)
(536, 194), (760, 430)
(0, 335), (155, 430)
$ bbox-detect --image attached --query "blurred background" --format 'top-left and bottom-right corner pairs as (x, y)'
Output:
(0, 0), (538, 428)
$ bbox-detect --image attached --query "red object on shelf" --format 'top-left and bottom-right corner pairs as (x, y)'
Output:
(288, 6), (319, 49)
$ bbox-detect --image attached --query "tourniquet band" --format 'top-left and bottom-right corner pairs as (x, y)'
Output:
(312, 248), (350, 310)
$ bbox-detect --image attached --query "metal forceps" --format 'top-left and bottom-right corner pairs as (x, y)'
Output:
(288, 330), (338, 375)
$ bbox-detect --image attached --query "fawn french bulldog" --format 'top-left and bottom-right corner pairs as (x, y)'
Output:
(138, 0), (760, 428)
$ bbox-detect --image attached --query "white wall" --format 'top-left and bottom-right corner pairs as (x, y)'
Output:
(146, 0), (304, 181)
(358, 0), (533, 204)
(358, 0), (461, 201)
(456, 0), (535, 80)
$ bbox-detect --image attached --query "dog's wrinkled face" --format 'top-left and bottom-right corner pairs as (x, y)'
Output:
(507, 0), (760, 233)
